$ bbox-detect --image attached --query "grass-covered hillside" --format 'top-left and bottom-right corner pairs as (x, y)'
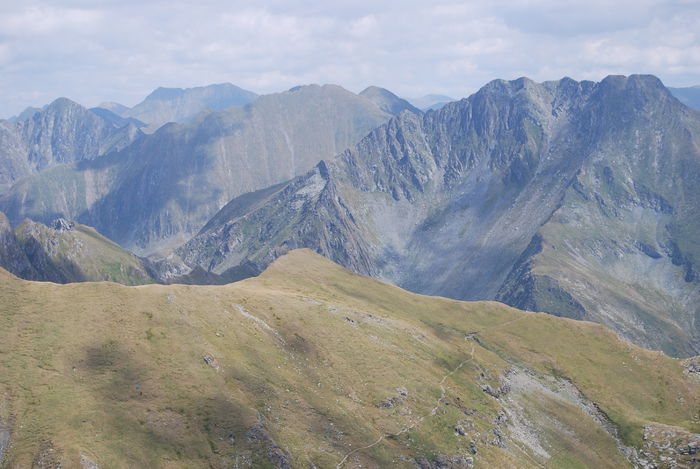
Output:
(0, 212), (155, 285)
(0, 249), (697, 468)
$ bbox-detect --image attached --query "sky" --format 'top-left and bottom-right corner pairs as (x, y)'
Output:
(1, 0), (699, 117)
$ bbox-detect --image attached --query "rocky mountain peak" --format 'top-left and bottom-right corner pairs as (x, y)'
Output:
(124, 83), (258, 130)
(16, 96), (141, 171)
(97, 101), (129, 115)
(144, 86), (187, 101)
(7, 81), (397, 253)
(593, 74), (676, 112)
(359, 86), (422, 115)
(50, 218), (75, 233)
(45, 96), (83, 111)
(599, 73), (667, 92)
(284, 83), (347, 97)
(477, 76), (540, 98)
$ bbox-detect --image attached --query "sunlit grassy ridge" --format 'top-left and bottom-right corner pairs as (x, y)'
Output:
(0, 249), (697, 468)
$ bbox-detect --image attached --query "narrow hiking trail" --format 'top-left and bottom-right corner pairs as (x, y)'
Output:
(335, 343), (476, 468)
(335, 314), (533, 468)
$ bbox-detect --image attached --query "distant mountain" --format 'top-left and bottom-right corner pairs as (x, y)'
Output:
(0, 212), (155, 284)
(18, 97), (143, 171)
(1, 84), (399, 254)
(409, 93), (456, 111)
(0, 98), (143, 192)
(669, 85), (700, 110)
(425, 100), (454, 111)
(8, 106), (43, 123)
(359, 86), (422, 115)
(97, 101), (130, 115)
(89, 107), (146, 129)
(122, 83), (258, 130)
(0, 249), (697, 468)
(0, 120), (31, 193)
(177, 75), (700, 357)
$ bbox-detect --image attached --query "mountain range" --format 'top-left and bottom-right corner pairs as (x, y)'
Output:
(103, 83), (259, 132)
(1, 84), (411, 254)
(0, 249), (697, 468)
(1, 75), (700, 468)
(360, 86), (422, 114)
(0, 98), (142, 192)
(2, 75), (700, 360)
(173, 75), (700, 357)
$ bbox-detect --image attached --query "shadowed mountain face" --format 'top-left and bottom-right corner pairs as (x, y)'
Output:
(119, 83), (258, 130)
(0, 85), (399, 254)
(0, 249), (697, 468)
(178, 75), (700, 357)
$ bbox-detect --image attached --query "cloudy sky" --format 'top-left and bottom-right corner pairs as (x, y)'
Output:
(1, 0), (699, 117)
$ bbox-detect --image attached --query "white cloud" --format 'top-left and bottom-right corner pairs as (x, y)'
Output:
(0, 6), (102, 36)
(348, 15), (377, 37)
(0, 43), (11, 66)
(0, 0), (699, 117)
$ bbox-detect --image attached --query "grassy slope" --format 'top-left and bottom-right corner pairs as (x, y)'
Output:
(0, 249), (697, 468)
(12, 221), (155, 285)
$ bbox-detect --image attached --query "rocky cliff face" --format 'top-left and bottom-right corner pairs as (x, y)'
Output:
(176, 162), (377, 279)
(1, 84), (398, 254)
(0, 121), (30, 193)
(177, 75), (700, 357)
(496, 76), (700, 357)
(18, 97), (142, 171)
